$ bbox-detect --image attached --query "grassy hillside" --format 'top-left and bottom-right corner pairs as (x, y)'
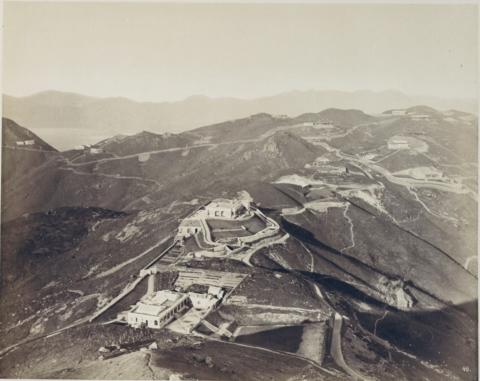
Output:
(0, 106), (477, 380)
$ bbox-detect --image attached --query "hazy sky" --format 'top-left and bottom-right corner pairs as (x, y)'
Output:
(3, 2), (478, 101)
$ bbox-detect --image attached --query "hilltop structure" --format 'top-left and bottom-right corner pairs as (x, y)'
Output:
(124, 266), (246, 333)
(177, 218), (202, 238)
(387, 138), (409, 150)
(176, 195), (252, 240)
(16, 139), (35, 146)
(205, 198), (249, 218)
(127, 290), (190, 329)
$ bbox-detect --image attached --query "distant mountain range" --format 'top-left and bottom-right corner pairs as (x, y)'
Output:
(3, 89), (476, 150)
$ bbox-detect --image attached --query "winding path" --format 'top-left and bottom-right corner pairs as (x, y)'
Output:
(341, 204), (356, 253)
(330, 313), (372, 381)
(0, 316), (93, 358)
(298, 241), (315, 272)
(59, 166), (162, 187)
(373, 310), (389, 336)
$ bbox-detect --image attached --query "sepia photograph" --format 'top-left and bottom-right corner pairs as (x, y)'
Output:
(0, 1), (478, 380)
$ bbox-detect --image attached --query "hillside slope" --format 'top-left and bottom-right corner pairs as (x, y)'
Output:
(0, 107), (477, 381)
(94, 131), (198, 157)
(2, 118), (57, 151)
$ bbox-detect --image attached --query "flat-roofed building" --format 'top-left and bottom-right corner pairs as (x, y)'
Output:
(388, 138), (409, 150)
(410, 114), (430, 120)
(16, 140), (35, 146)
(205, 198), (245, 219)
(174, 267), (247, 290)
(127, 290), (190, 329)
(188, 292), (220, 309)
(177, 218), (203, 238)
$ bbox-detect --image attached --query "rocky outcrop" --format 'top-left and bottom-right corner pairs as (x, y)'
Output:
(377, 276), (415, 310)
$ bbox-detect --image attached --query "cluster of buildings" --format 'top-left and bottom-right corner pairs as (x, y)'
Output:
(176, 218), (203, 238)
(125, 266), (246, 332)
(16, 139), (35, 146)
(74, 144), (104, 154)
(126, 287), (225, 331)
(300, 121), (334, 129)
(127, 290), (190, 329)
(177, 197), (251, 239)
(306, 156), (336, 169)
(410, 114), (430, 121)
(388, 109), (430, 120)
(387, 138), (410, 150)
(204, 198), (248, 219)
(394, 166), (445, 181)
(120, 192), (282, 334)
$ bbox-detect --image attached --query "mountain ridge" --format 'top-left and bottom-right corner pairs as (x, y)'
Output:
(3, 89), (476, 150)
(2, 118), (58, 151)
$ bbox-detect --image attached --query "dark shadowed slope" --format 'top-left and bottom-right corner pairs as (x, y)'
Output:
(2, 118), (61, 194)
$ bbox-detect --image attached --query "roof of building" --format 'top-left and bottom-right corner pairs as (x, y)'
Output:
(150, 290), (184, 304)
(131, 290), (186, 316)
(188, 291), (214, 300)
(207, 198), (242, 210)
(134, 303), (167, 316)
(208, 286), (223, 296)
(175, 267), (247, 289)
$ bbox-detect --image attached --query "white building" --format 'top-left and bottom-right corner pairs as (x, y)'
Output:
(391, 110), (406, 116)
(313, 122), (334, 129)
(90, 148), (103, 154)
(75, 144), (92, 150)
(207, 286), (224, 298)
(395, 167), (443, 181)
(388, 138), (409, 150)
(205, 198), (245, 219)
(177, 218), (203, 238)
(410, 114), (430, 121)
(127, 290), (190, 329)
(16, 140), (35, 146)
(311, 156), (330, 166)
(188, 292), (219, 309)
(126, 285), (227, 330)
(188, 286), (225, 309)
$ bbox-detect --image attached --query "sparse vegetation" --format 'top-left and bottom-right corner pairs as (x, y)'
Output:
(1, 106), (477, 381)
